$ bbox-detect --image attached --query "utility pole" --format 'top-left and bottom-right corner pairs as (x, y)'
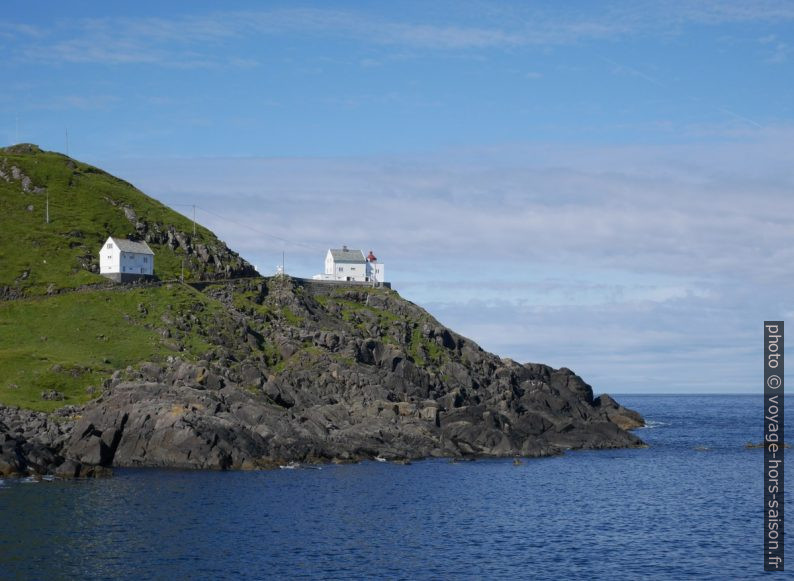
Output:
(181, 258), (185, 282)
(45, 193), (49, 224)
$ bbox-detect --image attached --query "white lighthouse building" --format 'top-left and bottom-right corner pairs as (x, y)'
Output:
(313, 246), (386, 283)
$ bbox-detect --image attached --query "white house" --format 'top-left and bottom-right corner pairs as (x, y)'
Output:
(313, 246), (386, 283)
(99, 236), (154, 282)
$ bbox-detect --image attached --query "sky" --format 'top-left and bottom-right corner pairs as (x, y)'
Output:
(2, 1), (793, 393)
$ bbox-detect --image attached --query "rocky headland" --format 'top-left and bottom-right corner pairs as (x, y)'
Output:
(1, 278), (645, 477)
(0, 145), (645, 478)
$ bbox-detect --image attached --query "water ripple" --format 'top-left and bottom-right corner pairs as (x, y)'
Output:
(0, 395), (788, 579)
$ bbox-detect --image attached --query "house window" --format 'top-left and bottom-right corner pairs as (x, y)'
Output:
(143, 256), (148, 263)
(107, 255), (111, 260)
(107, 243), (113, 249)
(351, 267), (356, 271)
(122, 266), (126, 272)
(338, 267), (343, 272)
(141, 268), (144, 274)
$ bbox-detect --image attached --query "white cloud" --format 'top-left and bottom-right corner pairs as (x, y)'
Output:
(8, 3), (794, 67)
(759, 34), (791, 63)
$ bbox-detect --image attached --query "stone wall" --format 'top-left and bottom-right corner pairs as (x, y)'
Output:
(100, 273), (155, 284)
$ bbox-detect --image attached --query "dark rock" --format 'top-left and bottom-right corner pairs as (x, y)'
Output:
(593, 394), (645, 429)
(0, 445), (24, 476)
(241, 364), (264, 387)
(79, 464), (113, 478)
(41, 389), (65, 401)
(55, 459), (82, 478)
(0, 405), (76, 476)
(140, 362), (164, 382)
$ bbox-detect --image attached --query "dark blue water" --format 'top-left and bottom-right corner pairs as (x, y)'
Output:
(0, 395), (788, 580)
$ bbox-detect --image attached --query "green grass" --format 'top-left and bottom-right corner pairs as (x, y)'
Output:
(280, 306), (302, 326)
(328, 287), (394, 297)
(272, 344), (331, 374)
(261, 341), (282, 369)
(323, 296), (399, 327)
(408, 328), (448, 367)
(0, 284), (221, 411)
(228, 290), (302, 328)
(0, 145), (239, 295)
(231, 289), (274, 318)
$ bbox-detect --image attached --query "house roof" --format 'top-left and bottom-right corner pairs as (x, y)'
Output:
(108, 237), (154, 255)
(329, 248), (365, 263)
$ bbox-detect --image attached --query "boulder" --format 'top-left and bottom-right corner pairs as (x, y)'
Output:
(593, 394), (645, 429)
(41, 389), (65, 401)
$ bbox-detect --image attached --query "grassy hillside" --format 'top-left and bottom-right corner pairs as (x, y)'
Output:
(0, 284), (224, 411)
(0, 144), (255, 296)
(0, 144), (265, 411)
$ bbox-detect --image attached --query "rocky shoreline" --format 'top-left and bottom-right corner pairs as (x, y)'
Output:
(2, 278), (647, 478)
(1, 359), (645, 478)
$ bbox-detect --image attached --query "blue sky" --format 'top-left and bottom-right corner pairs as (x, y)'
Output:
(3, 1), (793, 393)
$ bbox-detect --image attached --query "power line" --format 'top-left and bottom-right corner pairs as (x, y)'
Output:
(166, 201), (325, 253)
(194, 205), (323, 252)
(170, 203), (199, 239)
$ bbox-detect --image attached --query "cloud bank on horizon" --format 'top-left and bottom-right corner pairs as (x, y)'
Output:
(2, 1), (792, 393)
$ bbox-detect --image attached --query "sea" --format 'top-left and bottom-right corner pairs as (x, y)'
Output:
(0, 395), (789, 580)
